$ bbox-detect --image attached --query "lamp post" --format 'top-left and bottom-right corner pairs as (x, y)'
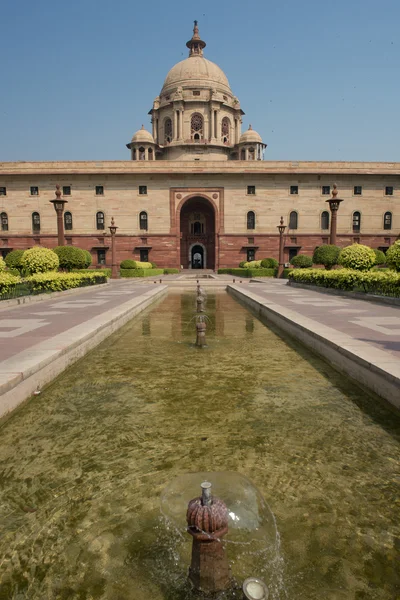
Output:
(277, 216), (286, 278)
(326, 184), (343, 246)
(109, 216), (118, 279)
(50, 184), (68, 246)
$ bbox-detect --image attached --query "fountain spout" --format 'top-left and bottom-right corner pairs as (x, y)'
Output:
(195, 316), (207, 347)
(186, 481), (230, 593)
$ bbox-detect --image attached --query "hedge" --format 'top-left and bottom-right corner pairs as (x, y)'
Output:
(54, 246), (87, 271)
(217, 268), (275, 277)
(120, 259), (137, 269)
(386, 241), (400, 272)
(291, 254), (313, 268)
(25, 271), (107, 293)
(71, 268), (111, 278)
(4, 249), (25, 271)
(163, 268), (180, 274)
(0, 257), (6, 272)
(0, 272), (21, 295)
(21, 247), (59, 274)
(312, 245), (340, 270)
(288, 268), (400, 296)
(120, 268), (164, 278)
(338, 244), (375, 271)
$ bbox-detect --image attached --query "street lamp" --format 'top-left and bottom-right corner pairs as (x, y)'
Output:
(326, 184), (343, 246)
(50, 184), (68, 246)
(109, 216), (118, 279)
(277, 216), (286, 278)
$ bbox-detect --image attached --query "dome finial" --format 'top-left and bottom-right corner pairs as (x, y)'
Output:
(186, 20), (206, 57)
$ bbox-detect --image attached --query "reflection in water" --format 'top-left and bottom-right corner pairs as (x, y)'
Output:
(0, 292), (399, 600)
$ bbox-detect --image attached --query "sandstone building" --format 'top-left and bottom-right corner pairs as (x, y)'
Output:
(0, 23), (399, 269)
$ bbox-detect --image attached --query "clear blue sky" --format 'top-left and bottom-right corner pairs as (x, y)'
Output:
(1, 0), (399, 162)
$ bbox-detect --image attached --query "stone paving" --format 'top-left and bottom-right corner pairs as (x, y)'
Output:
(246, 279), (400, 361)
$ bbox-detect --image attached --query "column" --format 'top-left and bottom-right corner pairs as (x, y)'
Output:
(173, 113), (178, 140)
(180, 110), (184, 140)
(245, 147), (249, 161)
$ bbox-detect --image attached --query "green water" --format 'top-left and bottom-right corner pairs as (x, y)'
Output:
(0, 291), (399, 600)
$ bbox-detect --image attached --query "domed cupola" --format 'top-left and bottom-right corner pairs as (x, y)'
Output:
(126, 23), (267, 161)
(126, 125), (156, 161)
(238, 125), (267, 161)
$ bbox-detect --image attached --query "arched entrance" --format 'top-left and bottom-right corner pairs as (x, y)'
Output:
(179, 196), (216, 269)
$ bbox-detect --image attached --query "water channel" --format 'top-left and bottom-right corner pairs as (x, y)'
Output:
(0, 290), (399, 600)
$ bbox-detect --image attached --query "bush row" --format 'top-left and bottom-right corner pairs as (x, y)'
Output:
(218, 267), (292, 278)
(0, 271), (107, 297)
(120, 268), (164, 278)
(288, 268), (400, 296)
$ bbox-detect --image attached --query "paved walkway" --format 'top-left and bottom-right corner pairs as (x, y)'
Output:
(247, 279), (400, 361)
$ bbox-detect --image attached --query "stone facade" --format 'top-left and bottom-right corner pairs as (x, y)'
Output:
(0, 24), (399, 269)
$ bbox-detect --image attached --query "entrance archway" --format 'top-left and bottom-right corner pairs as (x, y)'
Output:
(179, 196), (216, 269)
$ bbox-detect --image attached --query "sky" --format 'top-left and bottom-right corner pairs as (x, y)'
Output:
(1, 0), (399, 162)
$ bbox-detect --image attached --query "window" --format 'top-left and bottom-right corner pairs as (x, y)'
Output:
(352, 211), (361, 232)
(248, 237), (254, 244)
(96, 211), (105, 230)
(193, 221), (203, 235)
(32, 212), (40, 232)
(321, 211), (330, 230)
(193, 90), (200, 96)
(64, 211), (73, 230)
(322, 185), (330, 195)
(1, 212), (8, 231)
(248, 147), (255, 160)
(164, 118), (172, 143)
(241, 149), (246, 160)
(140, 248), (149, 262)
(385, 186), (394, 196)
(247, 248), (255, 262)
(354, 186), (362, 195)
(191, 113), (203, 140)
(247, 211), (255, 230)
(221, 117), (230, 143)
(97, 249), (106, 265)
(247, 186), (256, 195)
(290, 185), (298, 195)
(384, 211), (392, 230)
(289, 211), (298, 229)
(139, 186), (147, 195)
(289, 248), (298, 262)
(138, 147), (145, 160)
(140, 211), (148, 230)
(30, 186), (39, 196)
(0, 187), (6, 196)
(63, 186), (71, 196)
(95, 185), (104, 196)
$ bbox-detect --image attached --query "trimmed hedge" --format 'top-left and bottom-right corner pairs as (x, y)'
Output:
(0, 257), (6, 272)
(71, 268), (111, 278)
(386, 240), (400, 272)
(163, 268), (180, 274)
(120, 259), (137, 269)
(120, 268), (164, 278)
(312, 245), (340, 270)
(291, 254), (313, 268)
(217, 268), (275, 277)
(338, 244), (375, 271)
(374, 249), (386, 266)
(21, 247), (59, 274)
(54, 246), (87, 271)
(83, 250), (92, 269)
(25, 271), (107, 292)
(5, 249), (25, 271)
(261, 258), (278, 268)
(0, 272), (21, 295)
(288, 268), (400, 296)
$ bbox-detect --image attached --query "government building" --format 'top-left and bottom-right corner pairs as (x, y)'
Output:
(0, 23), (399, 269)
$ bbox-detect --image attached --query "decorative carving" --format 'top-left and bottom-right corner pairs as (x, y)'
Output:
(212, 193), (218, 199)
(176, 193), (182, 199)
(174, 86), (183, 100)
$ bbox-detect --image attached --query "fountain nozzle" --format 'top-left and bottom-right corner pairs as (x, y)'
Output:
(201, 481), (212, 506)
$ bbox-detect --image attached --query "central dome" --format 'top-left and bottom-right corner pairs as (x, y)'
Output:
(161, 56), (232, 96)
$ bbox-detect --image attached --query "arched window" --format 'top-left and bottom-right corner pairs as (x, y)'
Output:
(221, 117), (230, 143)
(384, 211), (392, 230)
(164, 118), (172, 144)
(321, 211), (330, 230)
(32, 212), (40, 232)
(352, 211), (361, 233)
(248, 147), (255, 160)
(191, 113), (203, 140)
(241, 149), (246, 160)
(139, 146), (145, 160)
(193, 221), (203, 235)
(289, 211), (298, 229)
(64, 211), (73, 231)
(1, 212), (8, 231)
(140, 211), (148, 230)
(96, 211), (105, 230)
(148, 148), (153, 160)
(247, 211), (255, 230)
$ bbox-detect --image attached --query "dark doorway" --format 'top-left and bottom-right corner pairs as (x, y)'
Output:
(289, 248), (298, 263)
(191, 245), (204, 269)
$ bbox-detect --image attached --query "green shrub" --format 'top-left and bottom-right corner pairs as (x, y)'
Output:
(386, 240), (400, 272)
(83, 250), (92, 268)
(120, 268), (164, 278)
(120, 259), (137, 269)
(239, 261), (247, 268)
(338, 243), (375, 271)
(246, 260), (262, 268)
(261, 258), (278, 268)
(54, 246), (86, 271)
(0, 272), (20, 296)
(132, 261), (153, 269)
(247, 268), (275, 277)
(291, 254), (313, 268)
(25, 271), (107, 293)
(5, 249), (25, 271)
(0, 257), (6, 272)
(71, 268), (111, 278)
(312, 245), (340, 269)
(151, 262), (157, 268)
(373, 249), (386, 266)
(163, 268), (180, 274)
(21, 247), (59, 274)
(288, 267), (400, 296)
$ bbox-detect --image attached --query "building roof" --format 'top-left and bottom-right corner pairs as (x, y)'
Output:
(131, 125), (154, 144)
(161, 56), (231, 96)
(239, 125), (263, 144)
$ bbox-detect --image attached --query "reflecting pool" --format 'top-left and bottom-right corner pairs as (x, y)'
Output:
(0, 291), (399, 599)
